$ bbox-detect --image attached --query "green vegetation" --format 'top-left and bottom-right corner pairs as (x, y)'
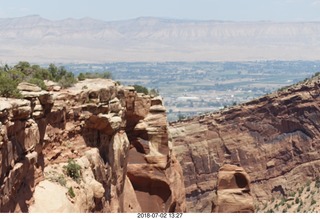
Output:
(132, 84), (159, 96)
(77, 71), (112, 81)
(279, 197), (286, 206)
(0, 73), (22, 98)
(133, 84), (149, 95)
(306, 180), (311, 187)
(68, 187), (76, 198)
(277, 71), (320, 92)
(266, 209), (274, 213)
(261, 178), (320, 213)
(28, 77), (47, 90)
(46, 171), (66, 187)
(297, 202), (303, 212)
(298, 187), (303, 195)
(63, 159), (82, 182)
(289, 191), (296, 197)
(315, 177), (320, 189)
(0, 61), (77, 98)
(57, 175), (67, 186)
(306, 185), (311, 192)
(287, 203), (291, 209)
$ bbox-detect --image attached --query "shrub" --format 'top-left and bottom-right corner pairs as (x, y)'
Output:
(133, 84), (149, 95)
(315, 177), (320, 189)
(297, 203), (302, 212)
(0, 73), (22, 98)
(298, 187), (303, 195)
(58, 74), (77, 88)
(295, 197), (300, 204)
(64, 159), (81, 182)
(78, 71), (112, 80)
(28, 77), (47, 90)
(57, 174), (67, 186)
(311, 198), (316, 206)
(289, 191), (296, 197)
(306, 186), (310, 192)
(68, 187), (75, 198)
(78, 73), (86, 81)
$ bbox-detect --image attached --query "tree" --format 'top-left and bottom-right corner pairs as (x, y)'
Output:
(0, 73), (21, 98)
(48, 63), (58, 80)
(78, 73), (85, 81)
(14, 61), (32, 75)
(58, 72), (77, 88)
(102, 71), (112, 79)
(28, 77), (47, 90)
(133, 84), (149, 95)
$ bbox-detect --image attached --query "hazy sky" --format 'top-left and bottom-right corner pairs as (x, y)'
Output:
(0, 0), (320, 22)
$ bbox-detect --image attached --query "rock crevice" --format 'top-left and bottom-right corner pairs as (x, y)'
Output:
(0, 79), (186, 212)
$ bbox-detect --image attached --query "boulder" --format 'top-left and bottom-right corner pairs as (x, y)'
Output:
(17, 82), (41, 92)
(212, 164), (254, 213)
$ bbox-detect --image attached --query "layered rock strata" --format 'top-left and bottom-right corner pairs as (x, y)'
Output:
(211, 164), (254, 213)
(170, 76), (320, 212)
(0, 79), (186, 212)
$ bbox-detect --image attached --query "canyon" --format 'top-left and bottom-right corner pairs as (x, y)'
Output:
(0, 79), (185, 212)
(1, 74), (320, 212)
(170, 75), (320, 212)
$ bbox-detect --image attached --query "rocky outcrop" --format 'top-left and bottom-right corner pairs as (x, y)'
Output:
(126, 92), (186, 212)
(170, 76), (320, 212)
(211, 164), (254, 213)
(0, 79), (186, 212)
(29, 148), (105, 213)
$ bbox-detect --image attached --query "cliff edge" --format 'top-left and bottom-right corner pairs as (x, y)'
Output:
(0, 79), (186, 212)
(170, 75), (320, 212)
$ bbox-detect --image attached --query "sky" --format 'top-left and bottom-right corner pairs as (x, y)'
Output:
(0, 0), (320, 22)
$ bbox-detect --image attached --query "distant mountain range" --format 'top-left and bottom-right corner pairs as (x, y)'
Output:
(0, 15), (320, 63)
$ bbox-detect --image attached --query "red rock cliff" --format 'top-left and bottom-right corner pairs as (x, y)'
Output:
(0, 79), (186, 212)
(170, 76), (320, 212)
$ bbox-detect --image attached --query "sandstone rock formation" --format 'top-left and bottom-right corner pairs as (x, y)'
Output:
(29, 148), (106, 213)
(170, 76), (320, 212)
(0, 79), (186, 212)
(211, 164), (254, 213)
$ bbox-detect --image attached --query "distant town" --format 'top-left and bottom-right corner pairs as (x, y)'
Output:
(63, 61), (320, 121)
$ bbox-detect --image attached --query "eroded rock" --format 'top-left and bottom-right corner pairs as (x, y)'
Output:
(170, 76), (320, 212)
(212, 164), (254, 213)
(1, 79), (186, 213)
